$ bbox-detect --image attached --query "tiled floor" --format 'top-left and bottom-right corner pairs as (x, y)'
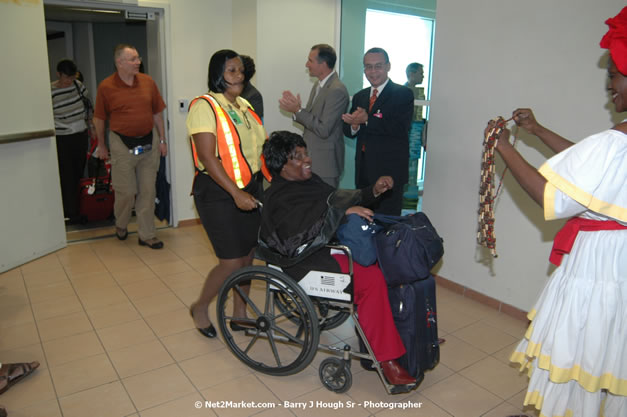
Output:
(0, 225), (540, 417)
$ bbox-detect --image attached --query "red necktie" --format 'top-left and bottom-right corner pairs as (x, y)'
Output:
(369, 88), (378, 112)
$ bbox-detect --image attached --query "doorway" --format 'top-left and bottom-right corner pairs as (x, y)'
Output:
(44, 1), (171, 242)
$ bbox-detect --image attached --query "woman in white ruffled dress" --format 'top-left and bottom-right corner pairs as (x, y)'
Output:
(490, 7), (627, 417)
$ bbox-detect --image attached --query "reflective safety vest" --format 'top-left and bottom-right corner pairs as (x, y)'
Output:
(189, 94), (264, 189)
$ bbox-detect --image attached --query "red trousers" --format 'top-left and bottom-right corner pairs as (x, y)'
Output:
(332, 254), (406, 361)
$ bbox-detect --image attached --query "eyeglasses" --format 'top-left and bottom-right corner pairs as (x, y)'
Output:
(126, 56), (142, 63)
(364, 63), (387, 72)
(289, 150), (309, 161)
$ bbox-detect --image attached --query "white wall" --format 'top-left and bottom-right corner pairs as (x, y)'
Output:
(256, 0), (340, 136)
(424, 0), (625, 310)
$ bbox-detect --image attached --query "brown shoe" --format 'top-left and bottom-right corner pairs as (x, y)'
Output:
(381, 360), (416, 386)
(0, 361), (40, 395)
(138, 237), (164, 249)
(0, 405), (6, 417)
(116, 227), (128, 240)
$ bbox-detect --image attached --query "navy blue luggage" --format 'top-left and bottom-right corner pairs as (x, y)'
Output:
(387, 275), (439, 378)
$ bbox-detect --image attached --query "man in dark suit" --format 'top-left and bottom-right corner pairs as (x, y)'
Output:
(342, 47), (414, 215)
(279, 44), (349, 187)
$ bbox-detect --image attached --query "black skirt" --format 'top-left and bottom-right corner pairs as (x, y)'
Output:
(192, 173), (262, 259)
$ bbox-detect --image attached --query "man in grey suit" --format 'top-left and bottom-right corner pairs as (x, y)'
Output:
(279, 44), (349, 187)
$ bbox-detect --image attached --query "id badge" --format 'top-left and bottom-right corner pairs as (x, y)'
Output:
(227, 109), (243, 125)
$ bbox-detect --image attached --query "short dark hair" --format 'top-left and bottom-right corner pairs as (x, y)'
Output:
(311, 44), (336, 69)
(208, 49), (240, 93)
(57, 59), (77, 76)
(406, 62), (423, 77)
(262, 131), (307, 178)
(114, 43), (136, 61)
(364, 47), (389, 63)
(240, 55), (256, 83)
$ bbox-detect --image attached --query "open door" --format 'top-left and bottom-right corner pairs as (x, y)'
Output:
(0, 1), (66, 272)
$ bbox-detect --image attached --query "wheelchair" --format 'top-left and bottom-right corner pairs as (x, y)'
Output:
(215, 244), (413, 394)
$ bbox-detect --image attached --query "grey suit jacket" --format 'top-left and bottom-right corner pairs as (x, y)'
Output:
(293, 72), (349, 180)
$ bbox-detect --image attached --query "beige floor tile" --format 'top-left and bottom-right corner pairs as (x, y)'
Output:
(122, 278), (171, 301)
(169, 244), (212, 259)
(198, 375), (280, 417)
(0, 342), (48, 371)
(437, 305), (480, 334)
(132, 291), (186, 317)
(78, 285), (130, 311)
(31, 294), (83, 321)
(179, 349), (252, 390)
(27, 280), (75, 304)
(507, 388), (540, 417)
(111, 265), (158, 286)
(0, 267), (22, 279)
(459, 356), (529, 400)
(97, 319), (157, 351)
(5, 397), (63, 417)
(160, 269), (204, 290)
(438, 334), (489, 372)
(289, 386), (370, 417)
(0, 301), (34, 329)
(102, 255), (147, 272)
(149, 259), (194, 278)
(144, 306), (196, 337)
(416, 362), (455, 392)
(108, 339), (174, 378)
(171, 284), (204, 307)
(481, 401), (528, 417)
(481, 312), (529, 339)
(0, 286), (30, 308)
(21, 267), (68, 288)
(185, 255), (217, 275)
(492, 342), (520, 366)
(69, 271), (118, 291)
(373, 394), (453, 416)
(123, 363), (197, 411)
(139, 393), (216, 417)
(0, 367), (56, 410)
(49, 353), (118, 397)
(0, 322), (40, 351)
(134, 248), (182, 265)
(421, 373), (502, 416)
(254, 407), (296, 417)
(43, 331), (104, 366)
(87, 300), (142, 329)
(160, 328), (225, 362)
(63, 259), (109, 276)
(19, 254), (63, 275)
(38, 310), (94, 342)
(59, 381), (136, 417)
(255, 367), (321, 401)
(450, 321), (518, 354)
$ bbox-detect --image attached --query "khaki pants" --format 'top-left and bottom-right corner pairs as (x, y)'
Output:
(109, 131), (160, 240)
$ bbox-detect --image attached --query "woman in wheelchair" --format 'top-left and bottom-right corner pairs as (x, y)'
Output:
(260, 131), (417, 388)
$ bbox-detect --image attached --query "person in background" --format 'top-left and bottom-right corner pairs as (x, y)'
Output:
(279, 44), (349, 188)
(405, 62), (425, 121)
(342, 47), (413, 215)
(93, 44), (167, 249)
(240, 55), (264, 119)
(493, 7), (627, 416)
(51, 59), (91, 225)
(186, 49), (266, 338)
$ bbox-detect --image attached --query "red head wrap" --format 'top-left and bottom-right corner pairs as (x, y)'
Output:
(600, 6), (627, 75)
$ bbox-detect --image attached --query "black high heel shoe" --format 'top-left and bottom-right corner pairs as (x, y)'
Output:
(229, 321), (249, 332)
(189, 306), (216, 338)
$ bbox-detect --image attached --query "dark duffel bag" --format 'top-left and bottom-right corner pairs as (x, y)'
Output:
(374, 212), (443, 286)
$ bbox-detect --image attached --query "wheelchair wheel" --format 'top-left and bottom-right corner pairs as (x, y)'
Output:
(274, 293), (350, 331)
(217, 266), (320, 376)
(319, 357), (352, 393)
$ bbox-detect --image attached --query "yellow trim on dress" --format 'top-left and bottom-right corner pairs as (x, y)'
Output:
(539, 163), (627, 221)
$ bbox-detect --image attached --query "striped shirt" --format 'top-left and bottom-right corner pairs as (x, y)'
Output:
(51, 80), (88, 135)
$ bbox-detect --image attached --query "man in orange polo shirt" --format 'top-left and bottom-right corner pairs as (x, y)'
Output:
(94, 44), (167, 249)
